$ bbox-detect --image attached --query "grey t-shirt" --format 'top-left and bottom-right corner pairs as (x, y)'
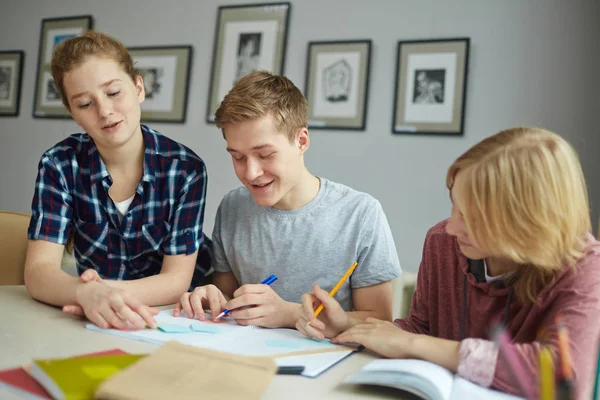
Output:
(212, 177), (402, 311)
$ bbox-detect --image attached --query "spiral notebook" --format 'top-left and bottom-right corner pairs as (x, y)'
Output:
(86, 308), (355, 377)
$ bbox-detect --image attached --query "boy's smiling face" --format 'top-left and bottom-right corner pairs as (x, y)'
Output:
(224, 113), (309, 210)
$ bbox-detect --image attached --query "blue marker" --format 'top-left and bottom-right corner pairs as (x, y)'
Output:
(215, 274), (278, 319)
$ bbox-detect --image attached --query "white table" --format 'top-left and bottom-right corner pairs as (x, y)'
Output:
(0, 286), (417, 399)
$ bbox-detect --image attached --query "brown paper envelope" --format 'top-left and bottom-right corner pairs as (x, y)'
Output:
(95, 341), (277, 400)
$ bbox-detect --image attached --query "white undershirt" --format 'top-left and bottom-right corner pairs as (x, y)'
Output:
(483, 259), (506, 283)
(114, 194), (135, 223)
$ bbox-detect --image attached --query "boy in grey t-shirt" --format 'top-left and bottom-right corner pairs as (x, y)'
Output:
(174, 71), (401, 338)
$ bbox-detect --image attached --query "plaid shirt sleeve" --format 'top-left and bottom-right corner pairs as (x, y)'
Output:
(161, 160), (208, 256)
(27, 154), (73, 244)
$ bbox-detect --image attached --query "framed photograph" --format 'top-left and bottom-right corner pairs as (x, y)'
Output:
(305, 40), (371, 130)
(206, 2), (291, 123)
(33, 15), (93, 119)
(0, 51), (24, 117)
(392, 38), (470, 136)
(129, 46), (193, 123)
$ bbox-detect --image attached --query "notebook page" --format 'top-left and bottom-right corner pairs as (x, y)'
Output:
(86, 308), (348, 356)
(86, 309), (251, 348)
(275, 351), (354, 377)
(198, 323), (346, 357)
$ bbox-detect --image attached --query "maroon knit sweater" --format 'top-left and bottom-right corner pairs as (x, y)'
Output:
(395, 220), (600, 399)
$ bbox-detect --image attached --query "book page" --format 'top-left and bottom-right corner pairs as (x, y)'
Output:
(348, 359), (454, 400)
(450, 377), (525, 400)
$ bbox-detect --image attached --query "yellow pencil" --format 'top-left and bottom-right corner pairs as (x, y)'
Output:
(312, 261), (358, 319)
(539, 346), (555, 400)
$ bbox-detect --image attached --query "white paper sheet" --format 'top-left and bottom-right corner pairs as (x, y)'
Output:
(86, 308), (354, 377)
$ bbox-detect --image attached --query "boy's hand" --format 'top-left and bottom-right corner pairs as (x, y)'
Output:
(225, 284), (301, 328)
(174, 284), (227, 321)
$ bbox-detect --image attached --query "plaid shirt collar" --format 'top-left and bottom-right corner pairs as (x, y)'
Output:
(88, 124), (157, 187)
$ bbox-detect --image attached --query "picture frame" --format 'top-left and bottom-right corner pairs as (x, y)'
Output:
(129, 45), (193, 123)
(206, 2), (291, 123)
(304, 40), (372, 131)
(0, 50), (25, 117)
(32, 15), (93, 119)
(392, 38), (470, 136)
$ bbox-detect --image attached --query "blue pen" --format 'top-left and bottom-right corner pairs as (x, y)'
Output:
(215, 274), (278, 319)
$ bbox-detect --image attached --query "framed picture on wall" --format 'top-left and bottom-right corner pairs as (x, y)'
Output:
(206, 2), (291, 123)
(32, 15), (93, 119)
(392, 38), (470, 136)
(304, 40), (372, 130)
(129, 46), (193, 123)
(0, 50), (25, 117)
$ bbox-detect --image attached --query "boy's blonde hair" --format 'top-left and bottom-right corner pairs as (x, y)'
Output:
(50, 31), (136, 109)
(214, 71), (308, 142)
(446, 127), (591, 304)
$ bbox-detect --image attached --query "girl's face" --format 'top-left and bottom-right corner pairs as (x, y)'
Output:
(445, 170), (487, 260)
(63, 56), (145, 152)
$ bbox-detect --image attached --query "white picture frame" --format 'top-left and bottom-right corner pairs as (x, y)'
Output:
(130, 46), (193, 123)
(392, 38), (470, 136)
(304, 40), (371, 130)
(33, 15), (93, 119)
(0, 50), (24, 117)
(206, 2), (291, 123)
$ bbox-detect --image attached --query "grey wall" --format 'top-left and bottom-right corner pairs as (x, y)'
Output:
(1, 0), (599, 272)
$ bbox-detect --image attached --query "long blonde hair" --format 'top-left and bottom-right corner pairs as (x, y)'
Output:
(446, 127), (591, 303)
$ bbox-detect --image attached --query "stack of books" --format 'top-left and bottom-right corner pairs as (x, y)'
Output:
(0, 349), (144, 400)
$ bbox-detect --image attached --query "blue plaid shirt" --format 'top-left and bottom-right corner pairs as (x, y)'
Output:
(28, 125), (211, 289)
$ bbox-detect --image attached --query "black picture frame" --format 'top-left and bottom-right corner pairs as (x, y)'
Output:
(392, 37), (470, 136)
(32, 15), (93, 119)
(304, 40), (372, 131)
(205, 2), (291, 123)
(0, 50), (25, 117)
(129, 45), (193, 123)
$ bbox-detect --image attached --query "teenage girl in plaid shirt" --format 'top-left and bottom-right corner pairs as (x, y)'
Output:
(24, 31), (211, 331)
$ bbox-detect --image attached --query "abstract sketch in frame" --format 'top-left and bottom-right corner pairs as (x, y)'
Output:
(32, 15), (93, 119)
(392, 37), (470, 136)
(304, 40), (372, 131)
(205, 2), (291, 123)
(0, 50), (25, 117)
(129, 46), (193, 123)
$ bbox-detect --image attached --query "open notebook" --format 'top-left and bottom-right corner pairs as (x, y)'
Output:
(345, 359), (525, 400)
(86, 308), (354, 377)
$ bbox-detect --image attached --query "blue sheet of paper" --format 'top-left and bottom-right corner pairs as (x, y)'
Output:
(157, 324), (192, 333)
(189, 324), (221, 334)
